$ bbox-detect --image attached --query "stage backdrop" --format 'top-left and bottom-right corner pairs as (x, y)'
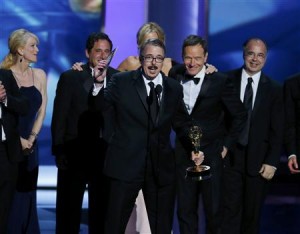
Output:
(208, 0), (300, 83)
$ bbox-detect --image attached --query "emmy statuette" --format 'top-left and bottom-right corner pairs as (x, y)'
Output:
(185, 125), (211, 181)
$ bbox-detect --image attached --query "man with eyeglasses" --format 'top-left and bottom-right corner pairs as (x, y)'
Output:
(169, 35), (246, 234)
(221, 38), (284, 234)
(102, 38), (195, 234)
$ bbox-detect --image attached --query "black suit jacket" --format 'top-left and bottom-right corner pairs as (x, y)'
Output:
(227, 68), (284, 175)
(0, 69), (29, 162)
(284, 73), (300, 162)
(51, 64), (119, 158)
(103, 69), (189, 186)
(169, 64), (246, 165)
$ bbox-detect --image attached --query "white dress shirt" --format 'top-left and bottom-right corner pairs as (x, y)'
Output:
(181, 66), (206, 114)
(240, 69), (261, 108)
(142, 72), (163, 103)
(91, 68), (106, 96)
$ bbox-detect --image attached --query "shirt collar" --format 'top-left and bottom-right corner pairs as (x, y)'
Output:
(242, 69), (261, 85)
(142, 71), (163, 87)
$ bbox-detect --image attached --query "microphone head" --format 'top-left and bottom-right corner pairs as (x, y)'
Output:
(155, 84), (162, 95)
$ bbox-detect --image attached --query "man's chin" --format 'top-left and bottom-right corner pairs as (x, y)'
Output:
(145, 72), (159, 79)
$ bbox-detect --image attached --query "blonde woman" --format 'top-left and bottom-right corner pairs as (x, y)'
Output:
(117, 22), (177, 75)
(1, 28), (47, 234)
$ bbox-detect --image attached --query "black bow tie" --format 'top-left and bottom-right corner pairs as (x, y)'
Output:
(185, 74), (200, 85)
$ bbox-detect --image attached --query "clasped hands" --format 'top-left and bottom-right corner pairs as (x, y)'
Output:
(20, 137), (35, 156)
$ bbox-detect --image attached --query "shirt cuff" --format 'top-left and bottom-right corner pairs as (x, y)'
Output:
(288, 154), (297, 160)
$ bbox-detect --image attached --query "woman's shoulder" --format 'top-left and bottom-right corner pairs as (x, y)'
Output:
(32, 67), (46, 78)
(162, 57), (176, 76)
(117, 55), (140, 71)
(32, 67), (47, 87)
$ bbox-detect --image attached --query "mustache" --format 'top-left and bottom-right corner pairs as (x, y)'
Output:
(148, 65), (158, 70)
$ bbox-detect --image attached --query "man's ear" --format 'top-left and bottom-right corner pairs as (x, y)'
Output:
(204, 52), (208, 63)
(85, 49), (90, 59)
(139, 55), (143, 63)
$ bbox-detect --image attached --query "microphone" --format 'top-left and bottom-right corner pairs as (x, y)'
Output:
(155, 84), (162, 103)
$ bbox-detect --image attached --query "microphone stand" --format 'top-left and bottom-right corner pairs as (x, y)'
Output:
(145, 84), (154, 232)
(149, 84), (162, 234)
(154, 84), (162, 234)
(146, 83), (160, 234)
(145, 81), (163, 234)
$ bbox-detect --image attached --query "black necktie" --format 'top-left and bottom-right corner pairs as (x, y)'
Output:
(148, 82), (159, 123)
(185, 74), (200, 85)
(240, 77), (253, 145)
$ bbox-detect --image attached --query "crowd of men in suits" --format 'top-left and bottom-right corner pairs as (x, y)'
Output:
(1, 28), (300, 234)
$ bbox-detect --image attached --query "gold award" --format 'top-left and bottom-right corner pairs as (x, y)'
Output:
(186, 125), (211, 181)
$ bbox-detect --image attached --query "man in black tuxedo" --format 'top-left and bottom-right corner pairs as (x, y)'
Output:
(284, 73), (300, 174)
(221, 38), (284, 234)
(103, 38), (194, 234)
(168, 35), (246, 234)
(51, 32), (119, 234)
(0, 69), (29, 233)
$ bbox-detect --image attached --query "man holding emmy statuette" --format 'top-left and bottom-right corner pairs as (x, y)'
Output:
(169, 35), (246, 234)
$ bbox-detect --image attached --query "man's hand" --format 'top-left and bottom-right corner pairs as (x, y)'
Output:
(259, 164), (276, 180)
(72, 62), (84, 71)
(20, 137), (34, 155)
(288, 156), (300, 174)
(93, 60), (108, 78)
(221, 146), (228, 159)
(0, 81), (7, 103)
(55, 154), (69, 170)
(191, 151), (204, 166)
(205, 63), (218, 74)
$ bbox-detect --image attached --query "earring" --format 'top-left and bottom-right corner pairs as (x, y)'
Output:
(20, 58), (23, 63)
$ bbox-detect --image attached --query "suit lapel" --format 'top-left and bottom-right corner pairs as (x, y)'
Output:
(156, 75), (169, 125)
(252, 74), (269, 118)
(233, 69), (243, 94)
(199, 75), (210, 97)
(176, 73), (190, 114)
(133, 70), (149, 114)
(191, 75), (211, 115)
(82, 65), (93, 93)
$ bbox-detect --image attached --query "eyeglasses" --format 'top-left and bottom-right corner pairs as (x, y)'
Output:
(245, 51), (266, 60)
(143, 55), (165, 63)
